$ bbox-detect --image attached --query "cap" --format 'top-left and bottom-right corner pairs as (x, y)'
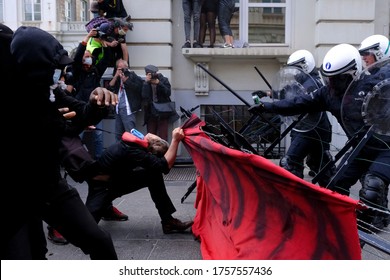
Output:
(90, 1), (99, 12)
(145, 64), (158, 73)
(98, 22), (110, 35)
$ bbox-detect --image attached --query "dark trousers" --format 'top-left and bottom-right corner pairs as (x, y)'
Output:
(147, 116), (169, 140)
(42, 179), (117, 259)
(86, 168), (176, 223)
(3, 178), (117, 260)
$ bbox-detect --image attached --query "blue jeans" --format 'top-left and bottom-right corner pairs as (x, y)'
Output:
(182, 0), (202, 41)
(80, 121), (104, 159)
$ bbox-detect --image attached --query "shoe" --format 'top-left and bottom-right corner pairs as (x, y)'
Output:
(357, 210), (387, 233)
(222, 43), (233, 48)
(161, 218), (194, 234)
(182, 41), (191, 48)
(47, 227), (69, 245)
(102, 206), (129, 221)
(207, 45), (214, 48)
(192, 42), (203, 48)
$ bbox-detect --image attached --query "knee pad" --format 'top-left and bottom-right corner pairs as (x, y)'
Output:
(359, 174), (387, 208)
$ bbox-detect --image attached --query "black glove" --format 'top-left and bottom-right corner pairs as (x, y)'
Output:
(251, 90), (268, 99)
(248, 102), (265, 114)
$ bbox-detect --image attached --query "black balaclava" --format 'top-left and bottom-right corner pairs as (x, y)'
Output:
(10, 26), (73, 86)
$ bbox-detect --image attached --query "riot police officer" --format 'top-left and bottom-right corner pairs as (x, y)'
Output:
(250, 43), (390, 232)
(275, 50), (335, 186)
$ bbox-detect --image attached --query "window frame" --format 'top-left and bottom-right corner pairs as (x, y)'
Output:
(238, 0), (290, 46)
(23, 0), (41, 21)
(80, 0), (88, 22)
(0, 0), (3, 22)
(64, 0), (72, 22)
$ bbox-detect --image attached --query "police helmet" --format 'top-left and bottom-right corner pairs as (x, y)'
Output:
(358, 34), (390, 62)
(287, 49), (316, 74)
(321, 44), (362, 78)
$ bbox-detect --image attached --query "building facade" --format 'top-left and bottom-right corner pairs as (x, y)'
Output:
(1, 0), (389, 158)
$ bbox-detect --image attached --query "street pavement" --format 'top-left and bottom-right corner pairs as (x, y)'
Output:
(44, 164), (390, 260)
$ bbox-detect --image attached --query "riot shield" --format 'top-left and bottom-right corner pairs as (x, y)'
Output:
(341, 58), (390, 150)
(272, 66), (323, 132)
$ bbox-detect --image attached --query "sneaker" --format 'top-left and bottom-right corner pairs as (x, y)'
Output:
(161, 217), (194, 234)
(102, 206), (129, 221)
(47, 226), (69, 245)
(222, 43), (233, 48)
(192, 42), (203, 48)
(182, 41), (191, 48)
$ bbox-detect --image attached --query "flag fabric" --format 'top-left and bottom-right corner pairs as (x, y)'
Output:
(181, 114), (362, 260)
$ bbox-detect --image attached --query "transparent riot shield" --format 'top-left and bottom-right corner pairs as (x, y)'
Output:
(272, 66), (323, 132)
(341, 58), (390, 150)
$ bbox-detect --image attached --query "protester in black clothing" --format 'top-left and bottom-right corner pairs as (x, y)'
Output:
(85, 128), (194, 234)
(249, 43), (390, 232)
(142, 64), (173, 141)
(2, 26), (118, 259)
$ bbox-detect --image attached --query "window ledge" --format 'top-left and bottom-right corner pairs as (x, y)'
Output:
(182, 46), (292, 63)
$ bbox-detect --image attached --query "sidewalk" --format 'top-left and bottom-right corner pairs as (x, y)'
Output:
(45, 164), (389, 260)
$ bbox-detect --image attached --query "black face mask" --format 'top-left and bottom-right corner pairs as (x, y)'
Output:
(328, 74), (353, 96)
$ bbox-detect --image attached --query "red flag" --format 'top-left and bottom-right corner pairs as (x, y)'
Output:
(182, 114), (362, 259)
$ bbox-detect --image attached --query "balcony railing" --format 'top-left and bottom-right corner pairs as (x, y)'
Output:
(60, 21), (87, 32)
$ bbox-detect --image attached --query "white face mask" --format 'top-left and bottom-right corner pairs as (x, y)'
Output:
(83, 57), (93, 65)
(118, 28), (126, 36)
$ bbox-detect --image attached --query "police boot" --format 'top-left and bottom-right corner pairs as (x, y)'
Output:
(357, 174), (388, 233)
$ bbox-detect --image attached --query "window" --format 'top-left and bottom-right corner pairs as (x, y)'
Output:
(23, 0), (41, 21)
(263, 0), (283, 14)
(0, 0), (3, 22)
(80, 0), (88, 22)
(65, 0), (72, 22)
(236, 0), (289, 45)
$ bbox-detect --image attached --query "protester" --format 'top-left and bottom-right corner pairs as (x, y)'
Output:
(182, 0), (203, 48)
(142, 64), (173, 141)
(85, 128), (194, 234)
(249, 43), (390, 232)
(2, 26), (118, 259)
